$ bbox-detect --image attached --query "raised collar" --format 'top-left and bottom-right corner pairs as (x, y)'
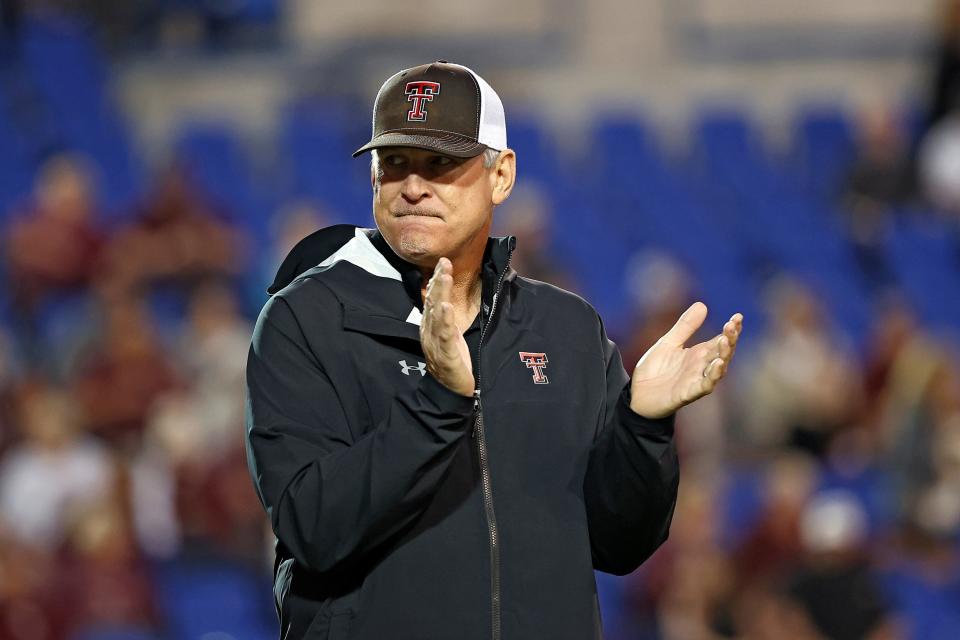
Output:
(368, 229), (516, 315)
(269, 224), (516, 318)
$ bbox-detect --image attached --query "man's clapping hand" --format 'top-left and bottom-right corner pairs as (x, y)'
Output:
(629, 302), (742, 419)
(420, 258), (475, 397)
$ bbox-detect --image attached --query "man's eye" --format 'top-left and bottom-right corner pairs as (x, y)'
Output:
(432, 156), (454, 167)
(384, 155), (405, 166)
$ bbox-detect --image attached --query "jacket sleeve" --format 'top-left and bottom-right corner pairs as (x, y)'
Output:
(583, 317), (679, 575)
(244, 293), (475, 574)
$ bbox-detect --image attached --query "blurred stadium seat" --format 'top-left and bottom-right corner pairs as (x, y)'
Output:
(152, 559), (276, 640)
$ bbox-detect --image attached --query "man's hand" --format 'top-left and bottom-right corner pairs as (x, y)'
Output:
(629, 302), (742, 419)
(420, 258), (475, 397)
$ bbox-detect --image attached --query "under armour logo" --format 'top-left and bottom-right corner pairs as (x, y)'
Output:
(519, 352), (549, 384)
(405, 81), (441, 122)
(399, 360), (427, 376)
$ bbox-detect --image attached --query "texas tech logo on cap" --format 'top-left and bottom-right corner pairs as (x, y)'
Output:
(353, 61), (507, 159)
(405, 81), (440, 122)
(519, 352), (549, 384)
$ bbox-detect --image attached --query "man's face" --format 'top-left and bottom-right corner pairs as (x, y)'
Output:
(372, 147), (496, 267)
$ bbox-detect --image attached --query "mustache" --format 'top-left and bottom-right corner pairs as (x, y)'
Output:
(392, 208), (443, 218)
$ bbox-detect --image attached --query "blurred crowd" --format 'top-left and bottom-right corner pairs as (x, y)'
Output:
(0, 153), (278, 639)
(597, 272), (960, 640)
(2, 2), (960, 640)
(1, 138), (959, 640)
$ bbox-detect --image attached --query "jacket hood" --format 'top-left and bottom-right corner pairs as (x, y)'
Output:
(268, 225), (517, 312)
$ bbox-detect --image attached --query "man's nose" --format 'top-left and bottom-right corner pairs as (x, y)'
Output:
(399, 171), (430, 202)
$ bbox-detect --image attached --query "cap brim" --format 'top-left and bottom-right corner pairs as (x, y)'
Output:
(352, 130), (488, 158)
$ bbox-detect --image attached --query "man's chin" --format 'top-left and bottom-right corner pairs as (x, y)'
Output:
(396, 234), (438, 266)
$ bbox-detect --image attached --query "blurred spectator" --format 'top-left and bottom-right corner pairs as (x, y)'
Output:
(862, 299), (931, 426)
(98, 164), (247, 297)
(920, 0), (960, 223)
(129, 391), (204, 560)
(928, 0), (960, 129)
(882, 481), (960, 638)
(917, 113), (960, 216)
(741, 276), (862, 455)
(70, 293), (181, 450)
(184, 444), (268, 562)
(0, 526), (58, 640)
(55, 478), (162, 638)
(652, 476), (735, 640)
(130, 411), (182, 559)
(728, 585), (823, 640)
(0, 385), (112, 550)
(0, 329), (21, 458)
(786, 492), (901, 640)
(175, 280), (251, 455)
(139, 392), (264, 562)
(619, 250), (731, 474)
(491, 183), (577, 291)
(2, 153), (106, 357)
(883, 344), (960, 514)
(733, 453), (818, 591)
(622, 249), (694, 368)
(841, 107), (913, 289)
(253, 199), (329, 299)
(843, 107), (913, 209)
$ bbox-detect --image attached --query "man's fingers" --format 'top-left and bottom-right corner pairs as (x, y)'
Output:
(431, 301), (459, 354)
(438, 301), (455, 342)
(423, 258), (454, 332)
(427, 272), (451, 306)
(717, 334), (731, 360)
(425, 259), (451, 299)
(702, 356), (726, 387)
(724, 314), (741, 344)
(662, 301), (708, 347)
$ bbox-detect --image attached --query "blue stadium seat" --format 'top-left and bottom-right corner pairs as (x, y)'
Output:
(174, 120), (276, 237)
(239, 0), (283, 23)
(589, 111), (663, 184)
(152, 559), (276, 640)
(790, 104), (856, 199)
(504, 111), (558, 183)
(691, 107), (797, 201)
(880, 567), (960, 640)
(279, 99), (371, 225)
(170, 0), (282, 25)
(0, 69), (44, 217)
(72, 628), (161, 640)
(718, 465), (765, 551)
(15, 15), (144, 218)
(885, 211), (960, 330)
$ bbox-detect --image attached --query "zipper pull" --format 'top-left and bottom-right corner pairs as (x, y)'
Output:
(472, 389), (481, 438)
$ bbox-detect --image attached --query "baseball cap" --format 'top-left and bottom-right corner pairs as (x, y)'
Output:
(352, 61), (507, 159)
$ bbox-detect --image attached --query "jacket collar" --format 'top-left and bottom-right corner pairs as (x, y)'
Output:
(368, 229), (517, 315)
(269, 224), (516, 319)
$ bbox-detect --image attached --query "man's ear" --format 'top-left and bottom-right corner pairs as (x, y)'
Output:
(491, 149), (516, 206)
(369, 151), (380, 192)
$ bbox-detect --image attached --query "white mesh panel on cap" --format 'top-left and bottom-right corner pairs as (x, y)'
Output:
(449, 63), (507, 151)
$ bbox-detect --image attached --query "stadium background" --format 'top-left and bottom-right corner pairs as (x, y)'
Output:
(2, 0), (960, 638)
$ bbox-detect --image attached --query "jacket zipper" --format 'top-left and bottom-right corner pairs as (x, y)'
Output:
(472, 248), (512, 640)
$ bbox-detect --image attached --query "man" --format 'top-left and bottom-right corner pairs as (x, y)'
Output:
(245, 61), (742, 640)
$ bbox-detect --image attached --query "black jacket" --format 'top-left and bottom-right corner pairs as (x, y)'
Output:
(244, 225), (679, 640)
